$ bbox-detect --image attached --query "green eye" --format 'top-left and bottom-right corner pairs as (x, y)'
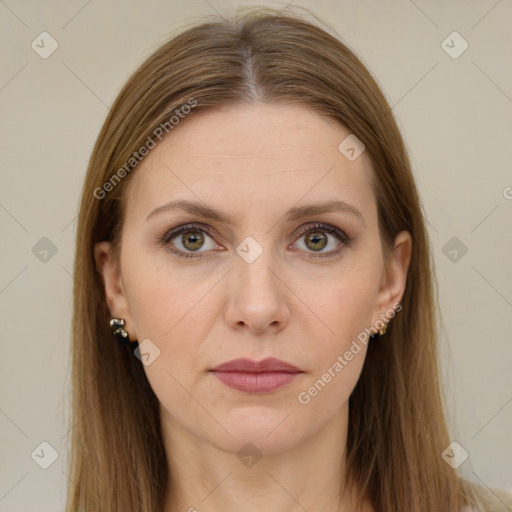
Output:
(160, 222), (351, 260)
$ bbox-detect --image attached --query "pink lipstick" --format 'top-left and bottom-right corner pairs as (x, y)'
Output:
(209, 357), (303, 393)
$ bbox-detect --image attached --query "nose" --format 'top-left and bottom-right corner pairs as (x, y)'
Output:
(225, 248), (290, 335)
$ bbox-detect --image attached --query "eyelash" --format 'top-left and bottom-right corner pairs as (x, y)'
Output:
(159, 222), (351, 260)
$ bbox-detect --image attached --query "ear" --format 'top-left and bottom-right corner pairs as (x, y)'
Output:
(94, 241), (138, 340)
(371, 230), (412, 326)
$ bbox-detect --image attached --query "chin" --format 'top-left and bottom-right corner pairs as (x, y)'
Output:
(200, 406), (310, 457)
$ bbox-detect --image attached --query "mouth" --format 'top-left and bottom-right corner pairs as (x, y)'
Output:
(209, 357), (304, 394)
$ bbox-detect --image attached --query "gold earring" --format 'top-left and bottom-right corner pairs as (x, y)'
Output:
(378, 323), (387, 336)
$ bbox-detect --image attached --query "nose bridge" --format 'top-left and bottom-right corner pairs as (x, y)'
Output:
(227, 234), (288, 332)
(235, 234), (279, 294)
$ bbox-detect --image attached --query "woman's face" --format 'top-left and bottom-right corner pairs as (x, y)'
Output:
(95, 102), (411, 455)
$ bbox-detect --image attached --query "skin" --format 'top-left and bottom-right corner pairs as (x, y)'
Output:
(95, 102), (412, 512)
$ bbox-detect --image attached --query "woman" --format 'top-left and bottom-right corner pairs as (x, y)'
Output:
(66, 7), (511, 512)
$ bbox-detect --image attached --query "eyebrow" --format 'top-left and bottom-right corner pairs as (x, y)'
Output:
(145, 199), (366, 227)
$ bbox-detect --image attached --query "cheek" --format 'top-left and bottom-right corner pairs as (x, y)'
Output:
(297, 344), (368, 410)
(310, 266), (381, 347)
(123, 263), (212, 423)
(296, 280), (374, 413)
(121, 248), (221, 378)
(298, 259), (380, 404)
(120, 250), (176, 345)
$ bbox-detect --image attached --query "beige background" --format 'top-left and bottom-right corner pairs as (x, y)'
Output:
(0, 0), (511, 510)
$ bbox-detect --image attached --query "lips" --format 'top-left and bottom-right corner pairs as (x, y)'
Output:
(210, 357), (302, 373)
(209, 357), (303, 393)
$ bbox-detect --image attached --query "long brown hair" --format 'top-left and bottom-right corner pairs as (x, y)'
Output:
(65, 6), (505, 511)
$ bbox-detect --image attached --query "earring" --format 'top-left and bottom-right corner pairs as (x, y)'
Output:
(378, 323), (387, 336)
(110, 318), (136, 344)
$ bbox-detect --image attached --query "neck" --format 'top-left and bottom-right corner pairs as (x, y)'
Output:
(160, 401), (371, 512)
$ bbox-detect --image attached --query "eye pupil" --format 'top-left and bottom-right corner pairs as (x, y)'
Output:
(182, 231), (204, 251)
(305, 231), (327, 251)
(166, 223), (346, 259)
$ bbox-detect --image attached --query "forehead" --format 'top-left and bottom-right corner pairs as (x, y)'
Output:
(125, 102), (376, 224)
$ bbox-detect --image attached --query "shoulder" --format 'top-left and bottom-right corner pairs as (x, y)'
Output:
(462, 486), (512, 512)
